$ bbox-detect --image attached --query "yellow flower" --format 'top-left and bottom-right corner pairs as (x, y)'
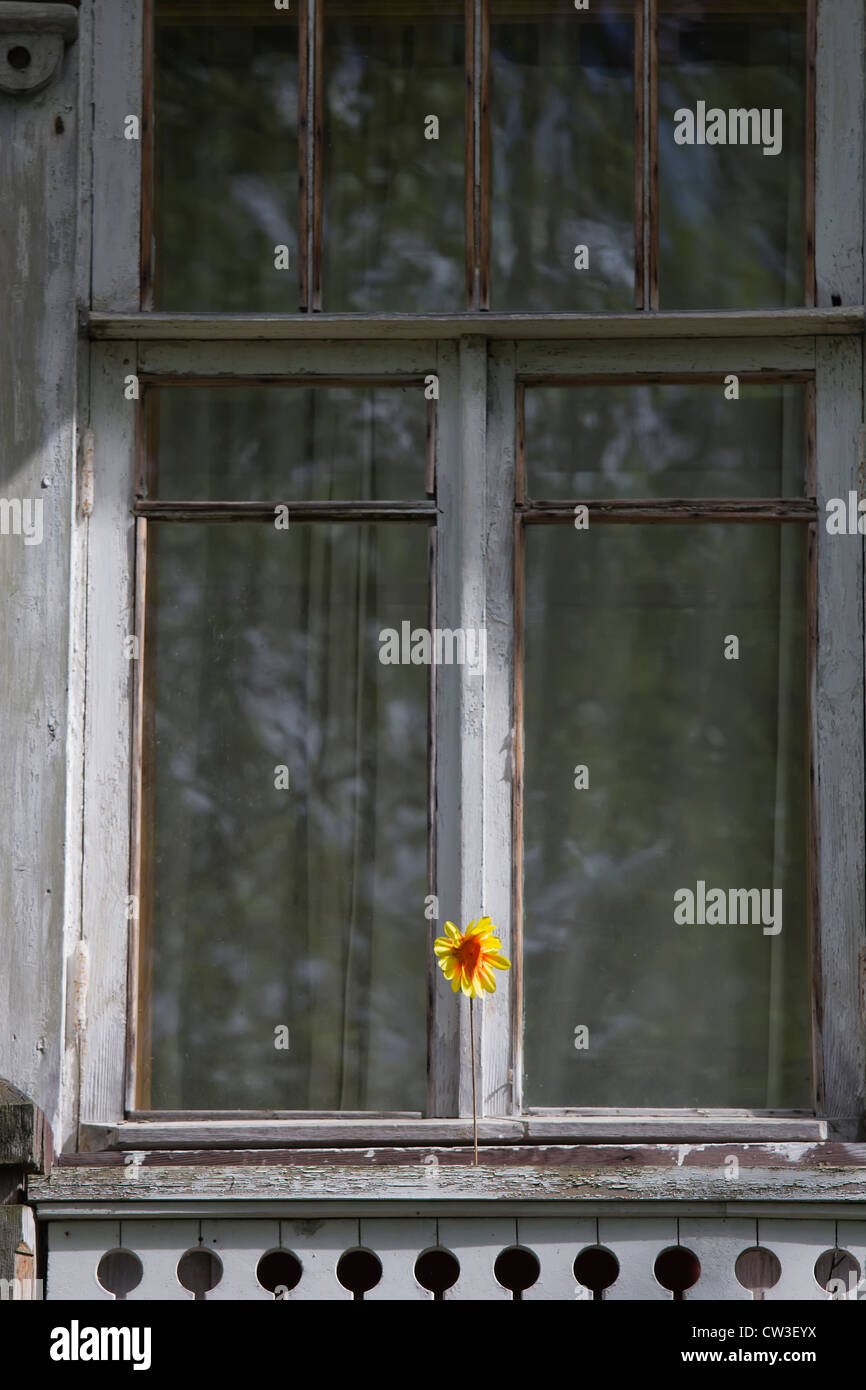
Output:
(433, 917), (511, 999)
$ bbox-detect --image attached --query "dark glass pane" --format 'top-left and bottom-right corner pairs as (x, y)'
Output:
(658, 1), (807, 307)
(525, 382), (807, 499)
(146, 522), (429, 1109)
(523, 523), (810, 1107)
(490, 1), (635, 310)
(154, 3), (299, 309)
(322, 2), (465, 310)
(149, 386), (428, 501)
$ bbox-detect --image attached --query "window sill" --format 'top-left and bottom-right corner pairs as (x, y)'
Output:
(79, 1113), (827, 1153)
(30, 1141), (866, 1219)
(86, 307), (865, 342)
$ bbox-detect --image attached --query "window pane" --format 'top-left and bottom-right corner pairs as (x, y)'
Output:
(148, 385), (429, 501)
(524, 382), (807, 499)
(154, 2), (299, 310)
(658, 0), (807, 308)
(523, 523), (810, 1107)
(145, 522), (429, 1109)
(322, 2), (465, 310)
(490, 1), (635, 310)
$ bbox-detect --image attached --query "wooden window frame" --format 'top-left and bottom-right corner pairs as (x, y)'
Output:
(71, 0), (865, 1153)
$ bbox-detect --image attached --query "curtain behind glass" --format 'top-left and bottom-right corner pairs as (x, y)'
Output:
(146, 521), (428, 1111)
(522, 386), (810, 1108)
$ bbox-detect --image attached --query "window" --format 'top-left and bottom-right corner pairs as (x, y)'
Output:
(77, 0), (864, 1146)
(518, 380), (812, 1108)
(136, 383), (434, 1110)
(147, 0), (812, 313)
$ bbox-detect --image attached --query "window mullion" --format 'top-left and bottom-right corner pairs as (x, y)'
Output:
(431, 339), (488, 1117)
(648, 0), (658, 311)
(814, 336), (865, 1136)
(312, 0), (323, 310)
(482, 341), (517, 1116)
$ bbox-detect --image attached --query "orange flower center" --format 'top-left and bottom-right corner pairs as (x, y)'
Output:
(456, 935), (483, 976)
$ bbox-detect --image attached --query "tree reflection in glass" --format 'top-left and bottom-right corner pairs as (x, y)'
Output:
(658, 0), (807, 308)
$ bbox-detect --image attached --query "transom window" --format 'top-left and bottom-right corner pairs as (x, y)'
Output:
(147, 0), (812, 312)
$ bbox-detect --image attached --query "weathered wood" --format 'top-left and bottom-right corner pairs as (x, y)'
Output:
(363, 1217), (436, 1300)
(482, 343), (516, 1117)
(126, 518), (147, 1111)
(478, 0), (490, 310)
(511, 506), (525, 1113)
(678, 1217), (756, 1301)
(202, 1218), (280, 1301)
(298, 0), (309, 311)
(82, 1120), (522, 1151)
(516, 338), (817, 375)
(521, 500), (817, 523)
(92, 0), (142, 310)
(440, 1217), (512, 1299)
(761, 1218), (835, 1301)
(134, 502), (437, 521)
(29, 1150), (866, 1213)
(464, 0), (475, 307)
(0, 4), (78, 36)
(425, 398), (436, 496)
(601, 1214), (674, 1300)
(805, 0), (816, 305)
(0, 1086), (54, 1172)
(0, 2), (79, 1148)
(648, 0), (658, 309)
(79, 345), (139, 1130)
(0, 1206), (38, 1295)
(815, 0), (864, 308)
(426, 526), (438, 1094)
(140, 0), (153, 309)
(427, 343), (457, 1116)
(807, 516), (821, 1112)
(814, 338), (866, 1138)
(55, 1140), (861, 1171)
(78, 1113), (827, 1151)
(518, 370), (813, 386)
(311, 0), (322, 310)
(633, 0), (645, 310)
(139, 372), (428, 388)
(519, 1213), (597, 1300)
(138, 342), (438, 376)
(87, 308), (865, 341)
(458, 337), (487, 1123)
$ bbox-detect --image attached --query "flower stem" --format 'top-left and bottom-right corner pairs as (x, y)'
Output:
(470, 995), (478, 1165)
